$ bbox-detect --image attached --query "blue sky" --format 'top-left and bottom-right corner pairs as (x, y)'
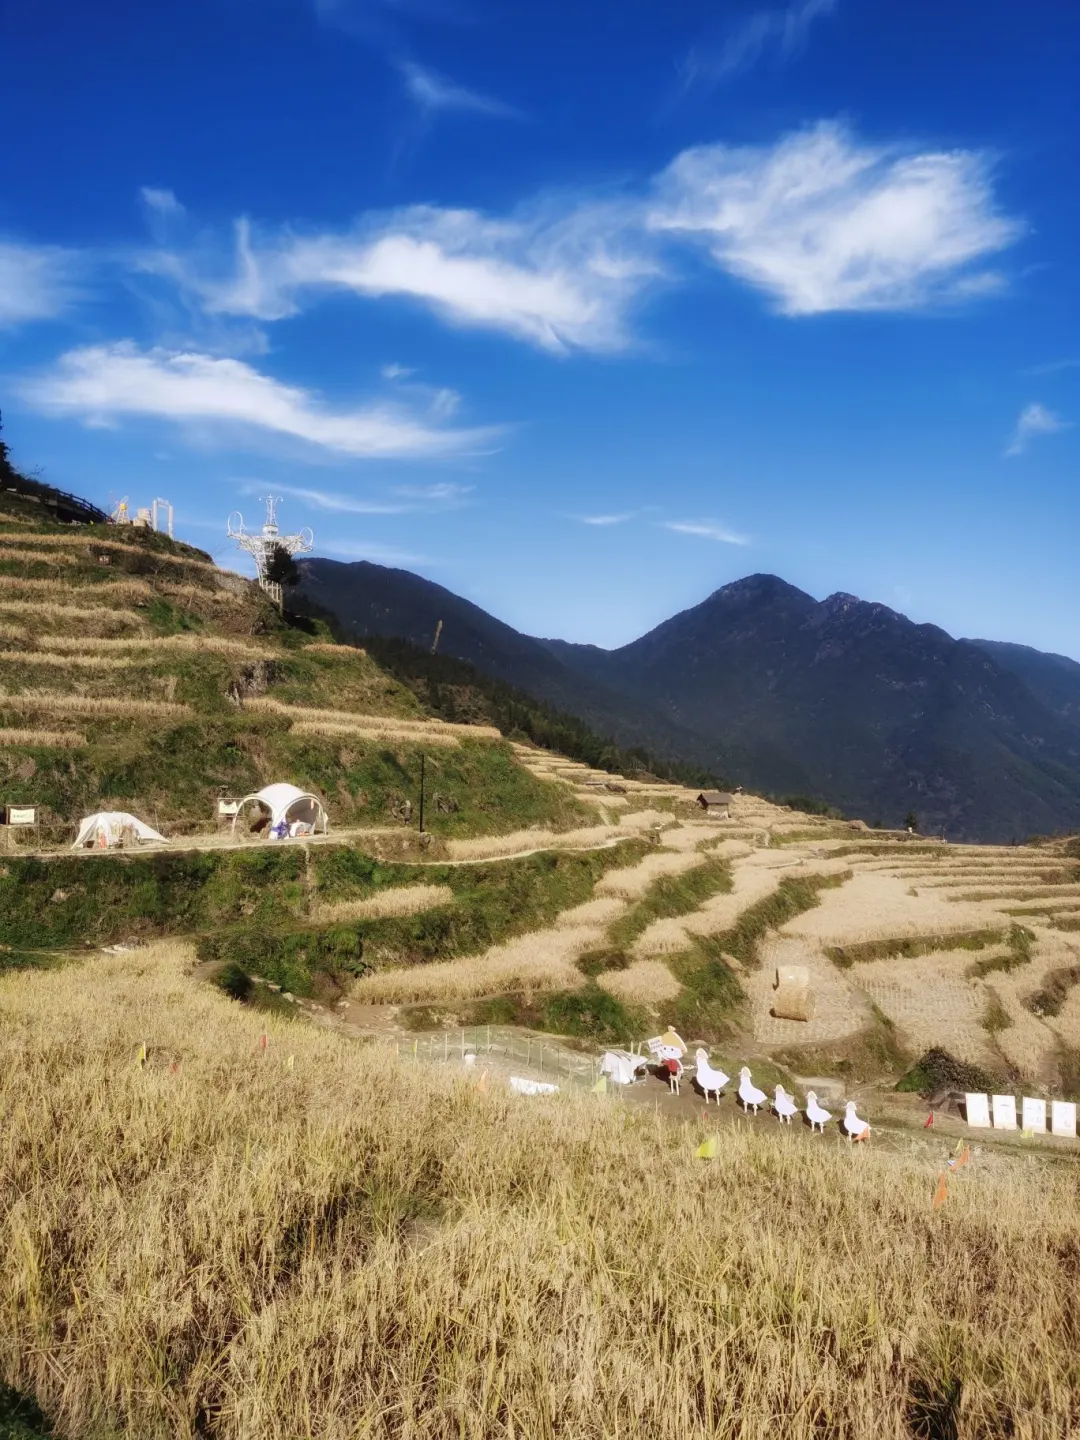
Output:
(1, 0), (1077, 655)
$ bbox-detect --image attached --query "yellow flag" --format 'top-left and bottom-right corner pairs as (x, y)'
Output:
(285, 1054), (295, 1072)
(592, 1075), (607, 1095)
(953, 1138), (965, 1155)
(932, 1173), (948, 1209)
(137, 1042), (147, 1067)
(696, 1136), (719, 1160)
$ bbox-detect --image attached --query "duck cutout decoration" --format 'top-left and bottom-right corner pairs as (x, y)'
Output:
(694, 1049), (730, 1104)
(773, 1085), (799, 1125)
(805, 1091), (832, 1134)
(737, 1066), (767, 1115)
(843, 1101), (870, 1142)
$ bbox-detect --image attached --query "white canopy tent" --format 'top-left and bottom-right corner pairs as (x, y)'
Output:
(232, 783), (329, 839)
(73, 812), (166, 850)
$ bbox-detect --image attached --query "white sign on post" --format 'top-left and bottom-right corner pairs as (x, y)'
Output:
(6, 806), (36, 826)
(992, 1094), (1018, 1131)
(965, 1093), (991, 1128)
(1051, 1101), (1077, 1139)
(1021, 1097), (1047, 1134)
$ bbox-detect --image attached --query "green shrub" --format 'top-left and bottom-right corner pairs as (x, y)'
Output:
(217, 963), (254, 1002)
(895, 1047), (999, 1097)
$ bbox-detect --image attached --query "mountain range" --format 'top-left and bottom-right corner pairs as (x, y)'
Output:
(295, 561), (1080, 843)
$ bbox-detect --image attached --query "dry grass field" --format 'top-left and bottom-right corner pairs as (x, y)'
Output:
(0, 688), (191, 718)
(313, 884), (455, 922)
(1, 941), (1079, 1439)
(0, 727), (86, 748)
(352, 923), (606, 1003)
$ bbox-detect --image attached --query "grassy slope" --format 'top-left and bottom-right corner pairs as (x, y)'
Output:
(2, 941), (1079, 1440)
(0, 503), (587, 840)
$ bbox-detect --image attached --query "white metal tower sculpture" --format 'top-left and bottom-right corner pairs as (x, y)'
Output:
(227, 496), (314, 608)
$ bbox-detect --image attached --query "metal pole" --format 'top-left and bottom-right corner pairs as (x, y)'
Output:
(419, 753), (426, 834)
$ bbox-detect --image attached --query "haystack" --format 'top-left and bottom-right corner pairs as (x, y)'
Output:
(771, 964), (813, 1022)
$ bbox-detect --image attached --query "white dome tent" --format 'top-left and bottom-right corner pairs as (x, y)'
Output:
(73, 812), (166, 850)
(232, 783), (329, 840)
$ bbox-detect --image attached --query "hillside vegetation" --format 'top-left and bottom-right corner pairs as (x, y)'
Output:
(0, 495), (586, 845)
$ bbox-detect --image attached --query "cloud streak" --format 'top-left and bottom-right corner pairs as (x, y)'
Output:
(680, 0), (838, 91)
(662, 520), (749, 545)
(649, 121), (1021, 315)
(19, 343), (500, 459)
(396, 60), (522, 119)
(188, 201), (659, 353)
(0, 240), (81, 328)
(1005, 402), (1070, 457)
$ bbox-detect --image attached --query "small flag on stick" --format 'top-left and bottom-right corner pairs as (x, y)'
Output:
(955, 1144), (971, 1168)
(285, 1054), (295, 1072)
(591, 1075), (607, 1095)
(696, 1136), (719, 1160)
(924, 1112), (935, 1128)
(932, 1173), (948, 1209)
(260, 1033), (268, 1053)
(954, 1138), (966, 1155)
(478, 1070), (489, 1093)
(136, 1042), (147, 1067)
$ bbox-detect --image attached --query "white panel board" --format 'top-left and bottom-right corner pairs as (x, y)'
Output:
(1051, 1101), (1077, 1139)
(1021, 1097), (1047, 1134)
(965, 1093), (991, 1128)
(992, 1094), (1017, 1131)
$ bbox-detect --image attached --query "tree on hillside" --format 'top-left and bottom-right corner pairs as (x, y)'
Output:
(904, 810), (919, 833)
(265, 542), (301, 588)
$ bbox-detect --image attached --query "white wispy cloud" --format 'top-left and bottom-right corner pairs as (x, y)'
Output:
(19, 342), (500, 459)
(140, 187), (185, 217)
(662, 520), (749, 545)
(134, 119), (1018, 355)
(1023, 358), (1080, 377)
(0, 240), (80, 328)
(259, 483), (408, 514)
(1005, 402), (1071, 457)
(393, 481), (473, 503)
(396, 59), (522, 119)
(179, 201), (660, 353)
(680, 0), (838, 91)
(649, 121), (1021, 314)
(577, 512), (636, 526)
(381, 362), (414, 379)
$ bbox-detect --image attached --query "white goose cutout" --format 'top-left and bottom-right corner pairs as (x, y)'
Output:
(843, 1101), (870, 1142)
(805, 1091), (832, 1134)
(694, 1049), (729, 1104)
(737, 1066), (767, 1114)
(773, 1085), (799, 1125)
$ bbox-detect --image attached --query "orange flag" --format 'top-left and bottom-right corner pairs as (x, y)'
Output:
(932, 1173), (948, 1209)
(924, 1112), (935, 1128)
(955, 1144), (971, 1168)
(478, 1070), (489, 1093)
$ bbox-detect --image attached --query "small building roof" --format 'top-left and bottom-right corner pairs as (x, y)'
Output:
(697, 791), (735, 806)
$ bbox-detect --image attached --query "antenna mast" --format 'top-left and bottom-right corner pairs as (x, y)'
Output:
(227, 496), (314, 609)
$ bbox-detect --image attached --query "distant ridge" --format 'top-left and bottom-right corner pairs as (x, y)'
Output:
(297, 560), (1080, 842)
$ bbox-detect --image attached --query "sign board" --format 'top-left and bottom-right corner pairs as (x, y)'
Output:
(4, 806), (36, 826)
(965, 1093), (991, 1128)
(1051, 1101), (1077, 1139)
(991, 1094), (1017, 1131)
(1021, 1097), (1047, 1134)
(217, 800), (240, 818)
